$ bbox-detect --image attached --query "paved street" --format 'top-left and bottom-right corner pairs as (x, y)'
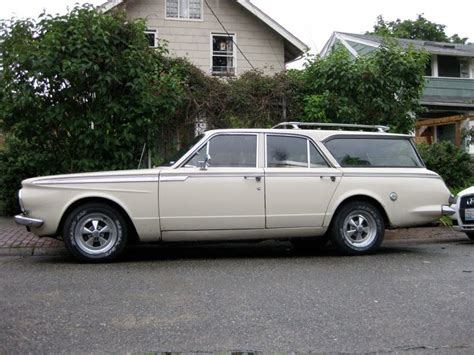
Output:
(1, 237), (473, 353)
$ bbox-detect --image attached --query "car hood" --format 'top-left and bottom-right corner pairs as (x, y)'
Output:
(457, 186), (474, 197)
(22, 169), (163, 187)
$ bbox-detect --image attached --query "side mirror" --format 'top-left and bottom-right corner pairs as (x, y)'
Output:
(199, 154), (211, 171)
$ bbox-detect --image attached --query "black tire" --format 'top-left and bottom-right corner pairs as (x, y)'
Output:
(466, 232), (474, 241)
(330, 201), (385, 255)
(62, 203), (128, 262)
(292, 234), (330, 250)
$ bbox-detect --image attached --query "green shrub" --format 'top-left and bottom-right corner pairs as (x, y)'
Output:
(0, 6), (183, 215)
(417, 142), (473, 189)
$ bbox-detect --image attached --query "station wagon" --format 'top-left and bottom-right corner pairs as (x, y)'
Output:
(15, 122), (455, 262)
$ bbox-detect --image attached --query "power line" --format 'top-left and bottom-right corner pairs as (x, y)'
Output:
(204, 0), (255, 71)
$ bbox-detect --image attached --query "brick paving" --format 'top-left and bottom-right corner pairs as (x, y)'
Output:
(0, 217), (62, 252)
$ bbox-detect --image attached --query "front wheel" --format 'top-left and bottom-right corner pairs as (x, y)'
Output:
(466, 232), (474, 241)
(62, 203), (128, 262)
(330, 201), (385, 255)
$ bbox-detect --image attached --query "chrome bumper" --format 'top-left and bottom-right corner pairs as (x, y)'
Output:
(14, 214), (44, 228)
(441, 205), (456, 216)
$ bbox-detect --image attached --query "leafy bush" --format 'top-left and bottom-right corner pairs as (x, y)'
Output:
(417, 142), (473, 189)
(0, 6), (183, 215)
(299, 44), (428, 134)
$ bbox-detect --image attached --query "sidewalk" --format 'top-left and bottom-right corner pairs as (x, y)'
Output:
(0, 217), (64, 256)
(1, 216), (469, 257)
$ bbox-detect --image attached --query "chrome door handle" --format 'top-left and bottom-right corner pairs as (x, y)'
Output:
(319, 176), (337, 182)
(244, 176), (263, 182)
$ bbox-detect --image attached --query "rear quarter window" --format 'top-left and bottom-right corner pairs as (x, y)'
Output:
(324, 137), (423, 168)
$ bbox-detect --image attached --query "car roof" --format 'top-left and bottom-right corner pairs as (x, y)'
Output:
(204, 128), (413, 141)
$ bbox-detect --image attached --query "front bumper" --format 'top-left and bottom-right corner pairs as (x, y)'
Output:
(14, 214), (44, 228)
(441, 205), (455, 216)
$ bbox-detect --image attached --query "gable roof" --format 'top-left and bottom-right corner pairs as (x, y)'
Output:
(99, 0), (308, 63)
(321, 31), (474, 58)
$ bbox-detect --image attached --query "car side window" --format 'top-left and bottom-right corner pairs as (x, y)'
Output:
(309, 143), (327, 167)
(184, 134), (257, 168)
(267, 135), (328, 168)
(325, 137), (423, 167)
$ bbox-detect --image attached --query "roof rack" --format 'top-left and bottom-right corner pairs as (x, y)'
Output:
(272, 122), (390, 132)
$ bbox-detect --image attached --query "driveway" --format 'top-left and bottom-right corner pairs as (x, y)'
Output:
(0, 237), (473, 353)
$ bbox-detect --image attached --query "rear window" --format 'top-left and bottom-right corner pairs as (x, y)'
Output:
(325, 137), (423, 168)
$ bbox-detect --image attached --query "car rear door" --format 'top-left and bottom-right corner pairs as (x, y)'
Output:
(264, 134), (341, 228)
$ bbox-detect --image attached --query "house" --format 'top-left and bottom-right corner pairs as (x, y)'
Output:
(321, 32), (474, 153)
(99, 0), (308, 76)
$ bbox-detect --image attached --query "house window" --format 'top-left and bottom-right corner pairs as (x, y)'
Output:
(166, 0), (202, 20)
(211, 34), (236, 76)
(438, 55), (461, 77)
(145, 30), (157, 48)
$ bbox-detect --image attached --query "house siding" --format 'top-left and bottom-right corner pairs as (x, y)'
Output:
(423, 77), (474, 105)
(123, 0), (285, 75)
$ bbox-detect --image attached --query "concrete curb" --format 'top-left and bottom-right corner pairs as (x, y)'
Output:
(0, 247), (68, 257)
(383, 236), (469, 245)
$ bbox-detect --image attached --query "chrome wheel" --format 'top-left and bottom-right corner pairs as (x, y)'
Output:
(74, 213), (118, 255)
(342, 210), (377, 248)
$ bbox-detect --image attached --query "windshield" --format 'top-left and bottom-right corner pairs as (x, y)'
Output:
(159, 134), (204, 167)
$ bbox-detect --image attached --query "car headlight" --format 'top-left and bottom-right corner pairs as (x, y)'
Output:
(448, 194), (456, 205)
(18, 190), (26, 213)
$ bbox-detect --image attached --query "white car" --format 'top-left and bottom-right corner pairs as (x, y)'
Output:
(15, 122), (455, 262)
(450, 187), (474, 240)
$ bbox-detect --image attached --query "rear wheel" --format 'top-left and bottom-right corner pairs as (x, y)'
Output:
(63, 203), (128, 262)
(330, 201), (384, 255)
(466, 232), (474, 241)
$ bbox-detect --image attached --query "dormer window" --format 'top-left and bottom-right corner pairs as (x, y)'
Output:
(166, 0), (203, 20)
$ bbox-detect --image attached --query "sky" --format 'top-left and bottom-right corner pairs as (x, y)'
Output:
(1, 0), (473, 62)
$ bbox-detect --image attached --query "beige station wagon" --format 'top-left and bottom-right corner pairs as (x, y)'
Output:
(15, 122), (455, 262)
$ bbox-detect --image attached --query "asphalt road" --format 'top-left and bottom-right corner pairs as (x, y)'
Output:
(1, 239), (473, 354)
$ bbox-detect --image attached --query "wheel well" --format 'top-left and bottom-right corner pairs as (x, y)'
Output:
(57, 197), (140, 244)
(330, 195), (390, 228)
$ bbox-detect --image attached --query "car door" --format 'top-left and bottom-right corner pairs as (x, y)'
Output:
(159, 133), (265, 232)
(264, 134), (341, 228)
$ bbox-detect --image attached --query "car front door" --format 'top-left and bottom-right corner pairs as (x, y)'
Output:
(264, 134), (341, 228)
(159, 133), (265, 232)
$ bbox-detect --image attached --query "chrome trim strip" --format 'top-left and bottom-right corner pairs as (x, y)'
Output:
(15, 214), (44, 228)
(265, 172), (342, 178)
(162, 172), (263, 179)
(342, 172), (441, 179)
(160, 176), (189, 182)
(32, 175), (159, 185)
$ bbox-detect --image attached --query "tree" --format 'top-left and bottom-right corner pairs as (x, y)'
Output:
(371, 14), (468, 44)
(0, 5), (183, 214)
(299, 43), (428, 133)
